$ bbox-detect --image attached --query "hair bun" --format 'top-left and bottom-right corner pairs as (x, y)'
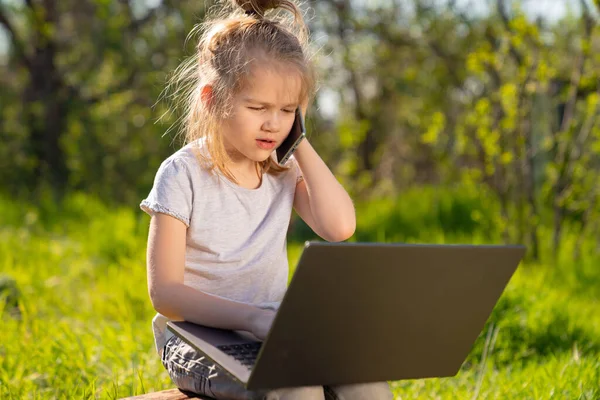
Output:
(232, 0), (282, 16)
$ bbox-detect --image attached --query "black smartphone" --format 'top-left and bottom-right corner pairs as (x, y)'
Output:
(276, 107), (306, 166)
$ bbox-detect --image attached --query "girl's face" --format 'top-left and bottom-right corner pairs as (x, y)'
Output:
(221, 66), (302, 169)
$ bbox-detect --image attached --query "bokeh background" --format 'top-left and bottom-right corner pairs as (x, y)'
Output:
(0, 0), (599, 398)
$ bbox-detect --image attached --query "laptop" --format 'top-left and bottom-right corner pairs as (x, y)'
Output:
(167, 241), (526, 390)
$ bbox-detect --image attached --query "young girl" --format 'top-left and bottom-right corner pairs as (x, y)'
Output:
(141, 1), (393, 399)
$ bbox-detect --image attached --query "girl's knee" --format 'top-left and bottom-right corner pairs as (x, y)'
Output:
(325, 381), (393, 400)
(265, 385), (325, 400)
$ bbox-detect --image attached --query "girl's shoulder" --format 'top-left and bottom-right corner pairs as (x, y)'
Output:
(160, 140), (207, 174)
(141, 143), (206, 227)
(148, 140), (216, 198)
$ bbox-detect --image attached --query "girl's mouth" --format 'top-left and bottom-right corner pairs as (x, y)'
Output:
(256, 139), (276, 150)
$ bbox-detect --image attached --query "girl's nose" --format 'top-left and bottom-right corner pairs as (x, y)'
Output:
(262, 112), (281, 132)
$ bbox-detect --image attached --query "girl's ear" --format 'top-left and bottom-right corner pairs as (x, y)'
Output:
(300, 96), (310, 119)
(200, 85), (214, 107)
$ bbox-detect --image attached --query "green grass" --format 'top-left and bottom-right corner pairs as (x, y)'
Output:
(0, 191), (598, 399)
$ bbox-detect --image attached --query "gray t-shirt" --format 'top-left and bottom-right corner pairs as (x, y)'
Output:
(140, 141), (302, 352)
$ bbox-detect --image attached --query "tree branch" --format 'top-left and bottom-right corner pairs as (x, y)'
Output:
(559, 85), (600, 200)
(0, 5), (32, 70)
(584, 0), (600, 22)
(24, 0), (36, 12)
(62, 0), (176, 101)
(556, 6), (593, 158)
(119, 0), (172, 34)
(496, 0), (524, 66)
(82, 69), (138, 105)
(426, 40), (463, 85)
(552, 6), (596, 215)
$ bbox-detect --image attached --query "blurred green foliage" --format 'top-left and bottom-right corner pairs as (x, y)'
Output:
(0, 0), (598, 260)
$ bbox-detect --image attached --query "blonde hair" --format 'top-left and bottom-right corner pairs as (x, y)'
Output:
(162, 0), (316, 184)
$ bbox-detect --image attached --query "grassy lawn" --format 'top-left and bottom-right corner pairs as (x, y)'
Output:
(0, 192), (598, 399)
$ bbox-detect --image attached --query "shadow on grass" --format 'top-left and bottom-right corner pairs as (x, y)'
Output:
(465, 291), (599, 369)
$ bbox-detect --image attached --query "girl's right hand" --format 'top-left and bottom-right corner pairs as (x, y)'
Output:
(249, 308), (276, 341)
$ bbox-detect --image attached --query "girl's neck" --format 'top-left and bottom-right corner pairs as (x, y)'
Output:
(225, 153), (258, 175)
(220, 137), (262, 188)
(229, 164), (262, 189)
(225, 158), (262, 189)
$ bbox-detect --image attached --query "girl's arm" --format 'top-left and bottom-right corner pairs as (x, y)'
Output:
(292, 138), (356, 242)
(146, 213), (274, 339)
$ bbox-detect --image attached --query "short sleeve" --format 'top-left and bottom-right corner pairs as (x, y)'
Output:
(140, 157), (194, 227)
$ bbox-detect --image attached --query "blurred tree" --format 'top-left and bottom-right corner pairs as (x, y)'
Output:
(0, 0), (203, 202)
(418, 0), (599, 260)
(310, 0), (598, 259)
(311, 0), (480, 196)
(545, 0), (600, 259)
(0, 0), (597, 259)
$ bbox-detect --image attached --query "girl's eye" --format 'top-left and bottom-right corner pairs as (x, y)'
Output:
(283, 109), (295, 113)
(248, 107), (264, 111)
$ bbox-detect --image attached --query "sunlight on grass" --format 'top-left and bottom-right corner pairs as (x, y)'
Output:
(0, 191), (598, 399)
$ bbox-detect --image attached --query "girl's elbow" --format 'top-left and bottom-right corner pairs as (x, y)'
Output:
(327, 221), (356, 242)
(152, 300), (180, 321)
(340, 223), (356, 241)
(149, 289), (168, 315)
(149, 285), (180, 319)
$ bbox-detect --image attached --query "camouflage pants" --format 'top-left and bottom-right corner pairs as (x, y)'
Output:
(162, 336), (394, 400)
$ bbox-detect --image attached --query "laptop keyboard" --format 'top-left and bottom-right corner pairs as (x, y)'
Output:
(217, 342), (262, 369)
